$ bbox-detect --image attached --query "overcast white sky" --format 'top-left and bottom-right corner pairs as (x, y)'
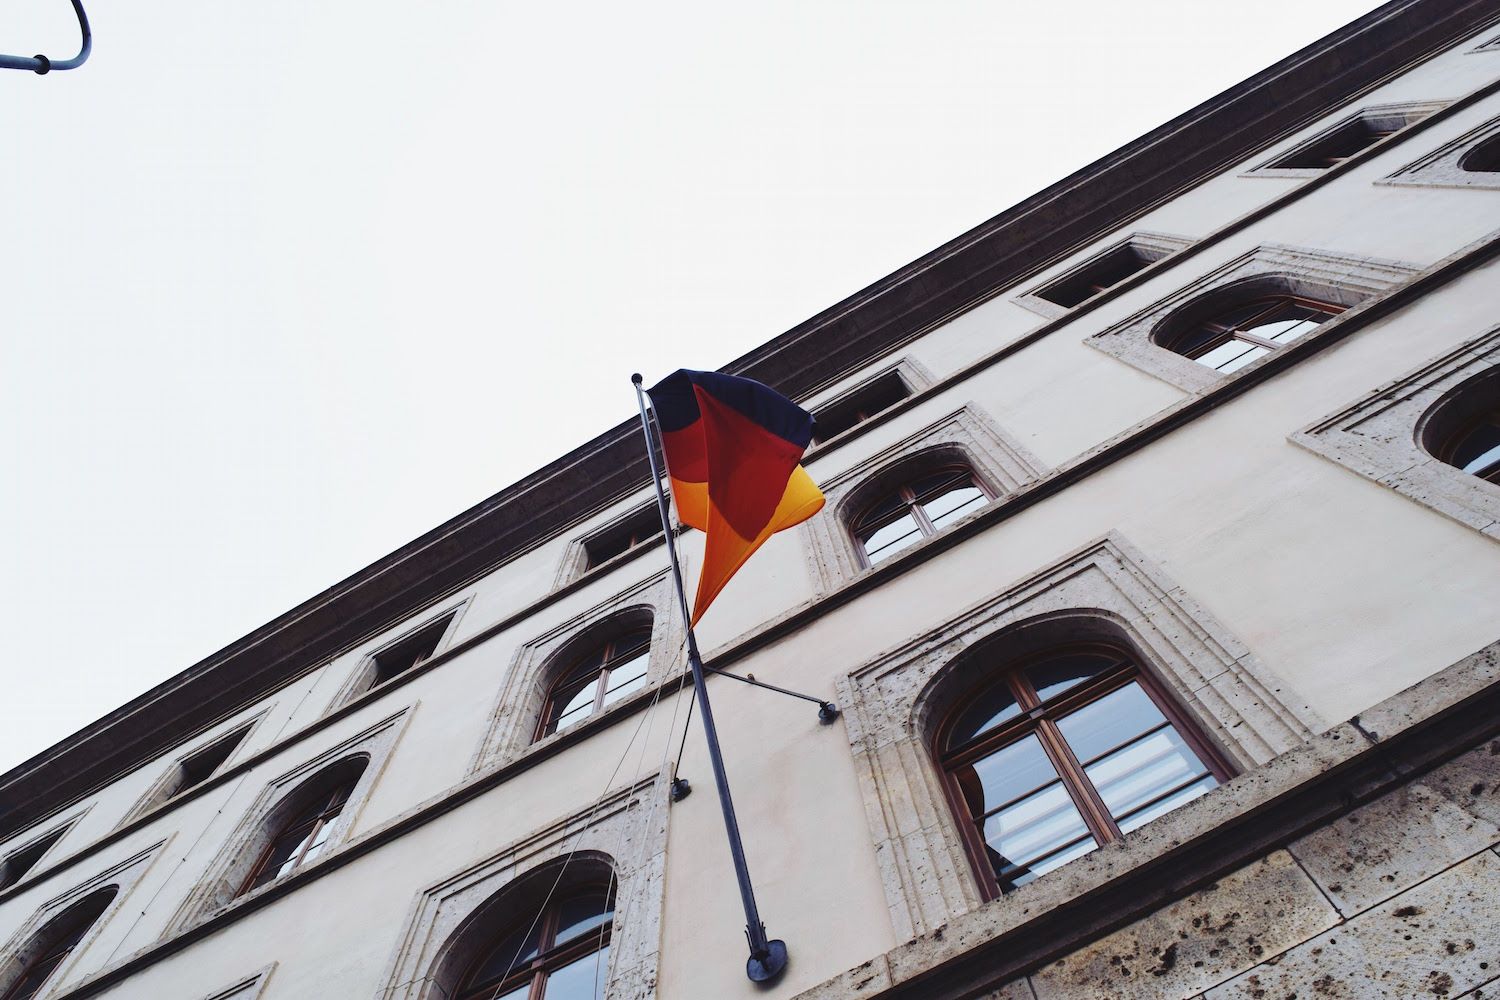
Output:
(1, 0), (1383, 774)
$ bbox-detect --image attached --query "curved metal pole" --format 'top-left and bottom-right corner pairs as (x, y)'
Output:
(0, 0), (91, 74)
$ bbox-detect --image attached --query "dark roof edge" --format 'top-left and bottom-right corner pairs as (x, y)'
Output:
(1, 0), (1491, 838)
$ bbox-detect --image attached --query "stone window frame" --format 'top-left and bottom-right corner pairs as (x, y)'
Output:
(1380, 112), (1500, 190)
(552, 504), (667, 591)
(1241, 101), (1447, 180)
(326, 600), (471, 712)
(165, 706), (414, 935)
(1014, 232), (1195, 321)
(0, 808), (91, 894)
(1084, 243), (1420, 394)
(119, 709), (272, 827)
(469, 572), (681, 773)
(804, 356), (936, 449)
(833, 532), (1320, 940)
(802, 404), (1048, 594)
(373, 770), (669, 1000)
(0, 841), (165, 1000)
(197, 964), (277, 1000)
(1290, 325), (1500, 542)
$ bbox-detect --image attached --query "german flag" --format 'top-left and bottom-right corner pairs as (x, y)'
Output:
(648, 370), (825, 624)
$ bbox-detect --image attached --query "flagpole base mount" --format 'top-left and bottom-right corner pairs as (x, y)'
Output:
(747, 940), (788, 983)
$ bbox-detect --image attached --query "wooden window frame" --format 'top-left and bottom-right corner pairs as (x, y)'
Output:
(536, 631), (653, 741)
(933, 643), (1235, 901)
(1166, 294), (1344, 367)
(455, 884), (614, 1000)
(849, 465), (995, 569)
(237, 781), (356, 896)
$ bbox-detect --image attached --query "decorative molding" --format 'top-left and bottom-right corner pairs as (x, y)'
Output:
(835, 533), (1319, 940)
(1242, 101), (1448, 180)
(1381, 113), (1500, 189)
(801, 404), (1048, 593)
(164, 706), (415, 936)
(1014, 232), (1195, 321)
(551, 503), (664, 592)
(1291, 325), (1500, 540)
(469, 571), (681, 773)
(0, 841), (165, 1000)
(326, 601), (470, 714)
(197, 964), (276, 1000)
(1085, 243), (1420, 393)
(374, 771), (670, 1000)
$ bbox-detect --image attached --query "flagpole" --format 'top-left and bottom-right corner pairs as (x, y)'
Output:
(632, 374), (790, 984)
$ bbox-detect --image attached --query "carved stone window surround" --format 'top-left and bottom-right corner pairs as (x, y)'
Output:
(119, 709), (272, 828)
(327, 600), (471, 713)
(801, 404), (1048, 593)
(373, 771), (669, 1000)
(0, 808), (92, 896)
(164, 706), (414, 935)
(197, 964), (276, 1000)
(834, 533), (1319, 940)
(804, 357), (937, 450)
(0, 841), (165, 1000)
(1241, 101), (1448, 180)
(1014, 232), (1195, 321)
(469, 571), (681, 773)
(1290, 325), (1500, 541)
(551, 503), (668, 592)
(1380, 112), (1500, 189)
(1085, 243), (1420, 393)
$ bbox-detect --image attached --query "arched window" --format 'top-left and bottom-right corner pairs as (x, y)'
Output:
(539, 631), (652, 738)
(455, 883), (614, 1000)
(238, 756), (367, 896)
(0, 887), (116, 1000)
(851, 466), (992, 565)
(1459, 132), (1500, 173)
(935, 643), (1232, 898)
(1160, 294), (1344, 373)
(1420, 368), (1500, 486)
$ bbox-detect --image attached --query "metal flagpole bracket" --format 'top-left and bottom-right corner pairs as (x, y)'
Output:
(0, 0), (91, 73)
(631, 373), (790, 985)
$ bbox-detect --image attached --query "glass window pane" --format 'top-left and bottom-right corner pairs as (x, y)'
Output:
(552, 678), (598, 731)
(863, 514), (921, 563)
(468, 923), (543, 990)
(1251, 317), (1321, 344)
(909, 470), (969, 501)
(946, 682), (1021, 749)
(1462, 442), (1500, 477)
(1055, 682), (1167, 765)
(1193, 339), (1267, 372)
(1085, 726), (1210, 821)
(1117, 775), (1218, 834)
(1021, 834), (1098, 884)
(968, 734), (1062, 815)
(923, 486), (987, 531)
(1451, 418), (1500, 475)
(544, 944), (610, 1000)
(982, 782), (1091, 879)
(860, 492), (907, 528)
(554, 892), (614, 949)
(1215, 342), (1270, 373)
(1024, 651), (1116, 704)
(611, 632), (651, 659)
(602, 652), (649, 706)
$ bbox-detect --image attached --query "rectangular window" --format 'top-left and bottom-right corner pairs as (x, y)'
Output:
(0, 827), (67, 891)
(813, 371), (911, 443)
(1035, 240), (1177, 309)
(1264, 104), (1438, 171)
(368, 611), (457, 688)
(173, 723), (253, 800)
(582, 508), (662, 570)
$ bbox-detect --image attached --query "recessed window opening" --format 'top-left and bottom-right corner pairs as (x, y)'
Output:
(238, 757), (367, 896)
(456, 882), (614, 1000)
(0, 829), (67, 893)
(1271, 109), (1422, 169)
(936, 643), (1231, 898)
(813, 372), (912, 443)
(1459, 133), (1500, 173)
(1163, 294), (1343, 373)
(1422, 369), (1500, 485)
(1037, 242), (1174, 309)
(368, 612), (455, 688)
(583, 509), (662, 570)
(852, 467), (991, 565)
(170, 724), (252, 802)
(540, 631), (652, 738)
(0, 887), (116, 1000)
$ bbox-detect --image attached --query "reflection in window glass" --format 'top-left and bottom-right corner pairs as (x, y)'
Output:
(854, 468), (991, 565)
(1167, 296), (1341, 373)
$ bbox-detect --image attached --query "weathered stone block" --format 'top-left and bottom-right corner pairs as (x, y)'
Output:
(1206, 849), (1500, 999)
(1029, 851), (1337, 1000)
(1288, 781), (1500, 915)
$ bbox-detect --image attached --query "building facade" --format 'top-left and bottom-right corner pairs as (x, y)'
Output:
(5, 2), (1500, 998)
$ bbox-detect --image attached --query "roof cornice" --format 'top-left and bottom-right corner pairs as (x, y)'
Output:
(3, 0), (1494, 841)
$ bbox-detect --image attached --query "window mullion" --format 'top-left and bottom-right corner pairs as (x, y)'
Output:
(1036, 718), (1121, 843)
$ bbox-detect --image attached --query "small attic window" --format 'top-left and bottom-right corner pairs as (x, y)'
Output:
(1035, 239), (1177, 309)
(366, 611), (457, 689)
(1268, 106), (1432, 170)
(173, 725), (252, 799)
(583, 507), (663, 570)
(813, 371), (911, 443)
(0, 827), (67, 892)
